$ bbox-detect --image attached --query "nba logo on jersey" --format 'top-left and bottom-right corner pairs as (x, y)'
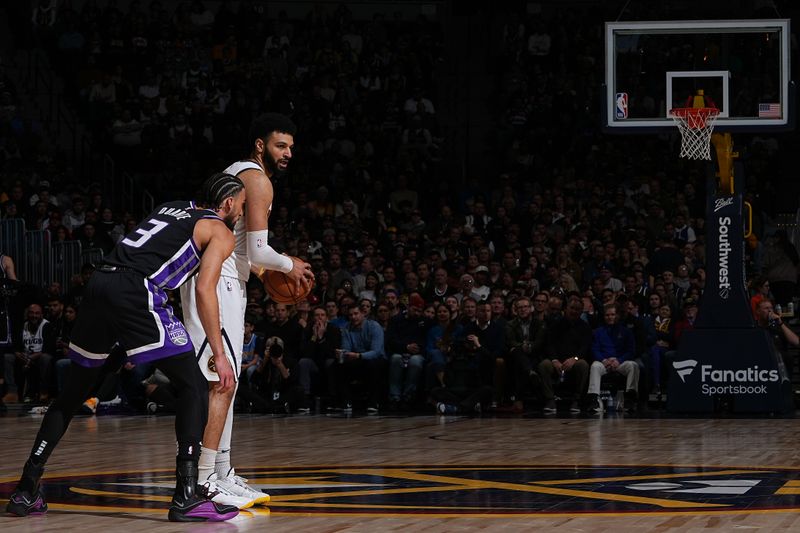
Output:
(166, 321), (189, 346)
(615, 92), (628, 119)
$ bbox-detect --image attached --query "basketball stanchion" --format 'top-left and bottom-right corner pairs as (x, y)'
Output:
(666, 96), (792, 415)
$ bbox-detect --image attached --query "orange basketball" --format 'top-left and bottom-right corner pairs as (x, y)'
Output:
(261, 267), (313, 305)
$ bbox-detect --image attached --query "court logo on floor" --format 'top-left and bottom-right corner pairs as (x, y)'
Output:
(4, 465), (800, 516)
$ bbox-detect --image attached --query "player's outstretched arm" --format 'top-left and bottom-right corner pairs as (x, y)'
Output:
(194, 219), (236, 392)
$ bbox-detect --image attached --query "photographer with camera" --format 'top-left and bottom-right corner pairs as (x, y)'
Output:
(252, 337), (302, 413)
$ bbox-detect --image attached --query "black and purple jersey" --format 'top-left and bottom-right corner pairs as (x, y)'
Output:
(67, 201), (227, 367)
(105, 201), (221, 290)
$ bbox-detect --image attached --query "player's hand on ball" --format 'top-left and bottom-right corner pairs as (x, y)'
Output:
(288, 256), (314, 290)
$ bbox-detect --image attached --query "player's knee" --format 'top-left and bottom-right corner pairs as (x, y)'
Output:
(209, 381), (236, 400)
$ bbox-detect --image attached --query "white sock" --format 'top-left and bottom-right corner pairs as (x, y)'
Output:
(215, 448), (232, 478)
(198, 446), (217, 481)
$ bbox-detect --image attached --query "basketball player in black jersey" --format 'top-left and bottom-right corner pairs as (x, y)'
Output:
(6, 174), (245, 522)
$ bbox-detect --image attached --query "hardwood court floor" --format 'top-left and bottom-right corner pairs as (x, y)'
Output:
(1, 410), (800, 531)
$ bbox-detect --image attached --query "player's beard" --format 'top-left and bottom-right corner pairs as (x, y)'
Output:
(264, 152), (289, 181)
(222, 212), (238, 230)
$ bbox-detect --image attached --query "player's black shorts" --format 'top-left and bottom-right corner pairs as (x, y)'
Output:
(67, 267), (194, 367)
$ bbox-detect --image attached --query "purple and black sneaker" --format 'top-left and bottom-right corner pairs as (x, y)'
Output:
(6, 489), (48, 516)
(168, 491), (239, 522)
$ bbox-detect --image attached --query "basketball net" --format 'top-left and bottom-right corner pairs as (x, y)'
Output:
(670, 107), (720, 160)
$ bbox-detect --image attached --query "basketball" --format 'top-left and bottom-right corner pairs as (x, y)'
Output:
(260, 266), (313, 305)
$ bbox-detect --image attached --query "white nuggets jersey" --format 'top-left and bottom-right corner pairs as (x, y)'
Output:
(219, 160), (272, 281)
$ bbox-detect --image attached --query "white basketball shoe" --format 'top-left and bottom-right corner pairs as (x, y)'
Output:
(217, 468), (271, 505)
(201, 472), (257, 509)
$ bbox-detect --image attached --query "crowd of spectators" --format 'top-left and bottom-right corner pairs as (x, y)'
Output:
(2, 1), (800, 415)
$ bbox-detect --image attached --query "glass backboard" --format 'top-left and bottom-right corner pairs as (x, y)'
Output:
(604, 20), (792, 131)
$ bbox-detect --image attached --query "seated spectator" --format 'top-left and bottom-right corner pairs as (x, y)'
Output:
(647, 303), (674, 395)
(489, 294), (508, 328)
(537, 295), (591, 413)
(325, 300), (348, 330)
(240, 315), (264, 387)
(429, 267), (456, 303)
(531, 292), (549, 321)
(458, 296), (477, 327)
(599, 263), (623, 292)
(3, 304), (52, 403)
(456, 273), (481, 303)
(76, 221), (114, 254)
(755, 299), (800, 371)
(660, 270), (686, 308)
(359, 298), (375, 318)
(357, 271), (381, 303)
(298, 305), (341, 412)
(115, 359), (156, 412)
(461, 301), (506, 406)
(328, 305), (386, 413)
(312, 269), (332, 303)
(374, 301), (392, 330)
(141, 368), (177, 414)
(505, 296), (547, 412)
(586, 304), (640, 414)
(63, 196), (86, 233)
(43, 296), (74, 397)
(386, 293), (429, 410)
(381, 288), (401, 318)
(672, 298), (698, 348)
(430, 305), (496, 415)
(294, 299), (311, 329)
(471, 266), (491, 301)
(750, 277), (773, 319)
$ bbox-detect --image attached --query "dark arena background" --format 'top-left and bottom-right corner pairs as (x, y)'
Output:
(2, 0), (800, 531)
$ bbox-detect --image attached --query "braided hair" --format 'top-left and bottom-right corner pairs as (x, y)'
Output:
(201, 173), (244, 209)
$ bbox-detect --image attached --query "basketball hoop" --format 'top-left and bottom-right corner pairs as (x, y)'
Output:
(669, 107), (720, 161)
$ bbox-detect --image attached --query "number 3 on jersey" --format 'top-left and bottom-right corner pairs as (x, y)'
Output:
(122, 219), (169, 248)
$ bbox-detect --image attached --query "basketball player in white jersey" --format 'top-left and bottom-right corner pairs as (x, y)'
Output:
(181, 113), (313, 507)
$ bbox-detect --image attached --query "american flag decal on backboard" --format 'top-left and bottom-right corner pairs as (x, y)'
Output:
(758, 103), (781, 118)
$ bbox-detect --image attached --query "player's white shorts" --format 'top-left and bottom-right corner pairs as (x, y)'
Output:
(180, 275), (247, 382)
